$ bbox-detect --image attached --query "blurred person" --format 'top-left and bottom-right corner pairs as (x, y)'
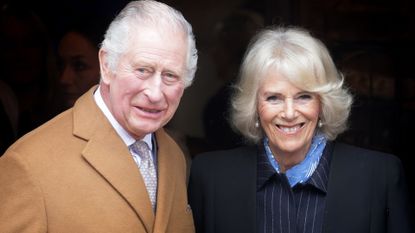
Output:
(55, 16), (109, 110)
(0, 2), (57, 136)
(203, 9), (264, 150)
(0, 1), (198, 232)
(0, 79), (18, 154)
(337, 50), (398, 153)
(188, 27), (412, 233)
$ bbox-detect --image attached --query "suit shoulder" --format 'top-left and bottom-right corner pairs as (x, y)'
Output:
(193, 146), (256, 162)
(189, 146), (257, 188)
(191, 146), (257, 172)
(334, 142), (399, 162)
(4, 109), (74, 157)
(333, 142), (403, 174)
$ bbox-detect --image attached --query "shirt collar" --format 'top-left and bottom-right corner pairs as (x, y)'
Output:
(263, 132), (327, 187)
(257, 140), (332, 193)
(93, 86), (153, 150)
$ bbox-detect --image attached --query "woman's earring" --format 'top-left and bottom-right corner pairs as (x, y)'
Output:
(318, 119), (323, 128)
(255, 120), (260, 128)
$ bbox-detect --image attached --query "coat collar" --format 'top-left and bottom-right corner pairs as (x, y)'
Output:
(72, 86), (182, 233)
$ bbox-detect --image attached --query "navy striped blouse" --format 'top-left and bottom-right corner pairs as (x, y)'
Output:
(256, 143), (333, 233)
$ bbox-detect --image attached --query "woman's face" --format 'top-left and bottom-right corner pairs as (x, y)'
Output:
(257, 71), (321, 159)
(58, 31), (100, 108)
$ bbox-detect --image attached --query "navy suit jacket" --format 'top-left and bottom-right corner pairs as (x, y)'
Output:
(188, 142), (413, 233)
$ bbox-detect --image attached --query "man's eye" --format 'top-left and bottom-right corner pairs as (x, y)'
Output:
(137, 68), (148, 73)
(163, 72), (180, 84)
(165, 73), (177, 79)
(136, 68), (151, 78)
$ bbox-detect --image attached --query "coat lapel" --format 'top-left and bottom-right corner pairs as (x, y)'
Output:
(152, 129), (180, 232)
(82, 130), (155, 232)
(73, 87), (155, 232)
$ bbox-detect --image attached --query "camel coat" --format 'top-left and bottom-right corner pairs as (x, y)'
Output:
(0, 87), (194, 233)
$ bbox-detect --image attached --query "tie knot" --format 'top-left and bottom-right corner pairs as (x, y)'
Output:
(130, 140), (151, 160)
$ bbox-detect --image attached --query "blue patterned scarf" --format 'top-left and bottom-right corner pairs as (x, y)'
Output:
(263, 131), (327, 187)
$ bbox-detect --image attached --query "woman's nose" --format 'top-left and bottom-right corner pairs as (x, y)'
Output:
(60, 67), (75, 85)
(281, 99), (297, 119)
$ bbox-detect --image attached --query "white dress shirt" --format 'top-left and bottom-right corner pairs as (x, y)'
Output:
(93, 86), (153, 166)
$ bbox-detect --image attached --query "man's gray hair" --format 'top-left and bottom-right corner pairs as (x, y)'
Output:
(101, 0), (198, 87)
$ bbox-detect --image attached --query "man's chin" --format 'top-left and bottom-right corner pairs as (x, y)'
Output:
(130, 122), (163, 137)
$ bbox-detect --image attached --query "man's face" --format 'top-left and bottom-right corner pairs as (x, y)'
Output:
(100, 26), (187, 139)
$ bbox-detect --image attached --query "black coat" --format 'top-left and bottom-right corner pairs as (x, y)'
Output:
(188, 142), (413, 233)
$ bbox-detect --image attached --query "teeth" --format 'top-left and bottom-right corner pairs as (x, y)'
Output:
(146, 109), (159, 113)
(279, 125), (300, 133)
(140, 108), (160, 113)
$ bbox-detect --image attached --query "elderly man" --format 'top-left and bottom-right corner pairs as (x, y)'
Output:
(0, 1), (198, 232)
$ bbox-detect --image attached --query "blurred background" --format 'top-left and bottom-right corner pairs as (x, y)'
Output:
(1, 0), (414, 208)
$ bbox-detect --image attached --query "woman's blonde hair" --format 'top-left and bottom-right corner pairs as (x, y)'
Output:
(231, 26), (353, 143)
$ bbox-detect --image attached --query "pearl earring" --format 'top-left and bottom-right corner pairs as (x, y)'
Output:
(318, 119), (323, 128)
(255, 121), (259, 128)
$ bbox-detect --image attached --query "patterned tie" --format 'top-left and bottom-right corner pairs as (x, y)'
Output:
(130, 140), (157, 211)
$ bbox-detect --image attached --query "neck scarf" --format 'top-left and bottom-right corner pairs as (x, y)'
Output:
(263, 131), (327, 187)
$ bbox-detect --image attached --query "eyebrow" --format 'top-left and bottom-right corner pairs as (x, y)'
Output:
(261, 90), (313, 97)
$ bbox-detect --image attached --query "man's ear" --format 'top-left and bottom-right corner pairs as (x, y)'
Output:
(99, 49), (111, 85)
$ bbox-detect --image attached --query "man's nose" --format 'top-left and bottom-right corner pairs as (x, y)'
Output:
(143, 73), (163, 103)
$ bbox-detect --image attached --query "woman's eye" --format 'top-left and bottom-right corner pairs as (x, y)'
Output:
(266, 95), (279, 102)
(295, 93), (315, 104)
(298, 94), (312, 100)
(72, 60), (88, 72)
